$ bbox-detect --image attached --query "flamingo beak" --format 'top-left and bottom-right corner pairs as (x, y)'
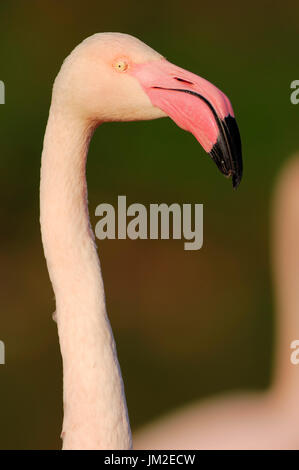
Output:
(131, 59), (243, 188)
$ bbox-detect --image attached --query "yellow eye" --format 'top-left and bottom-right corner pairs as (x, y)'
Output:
(114, 60), (128, 72)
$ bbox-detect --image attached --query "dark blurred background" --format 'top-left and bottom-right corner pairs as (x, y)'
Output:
(0, 0), (298, 449)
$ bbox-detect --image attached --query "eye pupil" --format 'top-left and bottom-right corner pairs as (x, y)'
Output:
(114, 60), (128, 72)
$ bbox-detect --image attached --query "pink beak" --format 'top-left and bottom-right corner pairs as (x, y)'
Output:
(131, 59), (242, 188)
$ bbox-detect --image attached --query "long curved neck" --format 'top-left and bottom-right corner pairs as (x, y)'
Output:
(40, 104), (132, 449)
(271, 168), (299, 413)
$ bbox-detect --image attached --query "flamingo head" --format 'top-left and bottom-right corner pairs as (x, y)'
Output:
(54, 33), (242, 188)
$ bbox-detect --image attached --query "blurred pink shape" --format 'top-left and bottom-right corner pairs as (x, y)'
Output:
(134, 156), (299, 450)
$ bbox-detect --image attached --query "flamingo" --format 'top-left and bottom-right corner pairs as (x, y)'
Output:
(40, 32), (242, 450)
(135, 156), (299, 450)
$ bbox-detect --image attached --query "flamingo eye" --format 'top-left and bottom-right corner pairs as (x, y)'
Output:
(113, 60), (128, 72)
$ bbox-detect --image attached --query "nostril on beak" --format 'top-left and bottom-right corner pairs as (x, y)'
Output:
(174, 77), (194, 85)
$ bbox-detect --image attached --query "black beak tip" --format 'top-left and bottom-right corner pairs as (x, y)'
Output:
(232, 170), (242, 190)
(209, 115), (243, 190)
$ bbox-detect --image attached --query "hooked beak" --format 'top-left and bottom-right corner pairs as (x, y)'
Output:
(131, 59), (243, 188)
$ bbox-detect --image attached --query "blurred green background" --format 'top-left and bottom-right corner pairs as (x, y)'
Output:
(0, 0), (298, 449)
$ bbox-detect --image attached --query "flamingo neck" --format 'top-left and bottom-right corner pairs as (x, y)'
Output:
(40, 105), (132, 449)
(272, 194), (299, 410)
